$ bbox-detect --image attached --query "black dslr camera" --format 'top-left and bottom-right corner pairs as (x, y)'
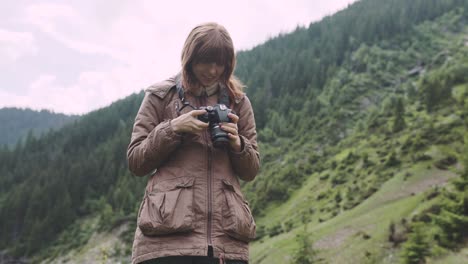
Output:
(198, 104), (232, 147)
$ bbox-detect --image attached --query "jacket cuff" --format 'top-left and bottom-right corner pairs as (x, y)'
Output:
(163, 120), (183, 141)
(148, 120), (183, 155)
(229, 135), (249, 158)
(167, 119), (185, 137)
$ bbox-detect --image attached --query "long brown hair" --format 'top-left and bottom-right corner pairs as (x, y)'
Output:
(181, 22), (244, 99)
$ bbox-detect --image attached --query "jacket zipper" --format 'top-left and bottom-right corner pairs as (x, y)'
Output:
(199, 93), (213, 253)
(207, 143), (213, 254)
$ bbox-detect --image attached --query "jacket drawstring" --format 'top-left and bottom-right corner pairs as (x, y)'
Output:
(219, 253), (226, 264)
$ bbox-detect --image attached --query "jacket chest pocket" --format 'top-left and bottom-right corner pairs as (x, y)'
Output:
(163, 100), (179, 121)
(138, 177), (195, 236)
(221, 179), (256, 242)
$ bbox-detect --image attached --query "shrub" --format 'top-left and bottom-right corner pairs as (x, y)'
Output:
(283, 220), (294, 233)
(267, 224), (282, 237)
(316, 192), (328, 200)
(255, 225), (266, 240)
(384, 151), (401, 167)
(258, 127), (276, 143)
(433, 155), (457, 170)
(331, 173), (347, 186)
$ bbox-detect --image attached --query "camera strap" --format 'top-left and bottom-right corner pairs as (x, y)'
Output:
(174, 74), (231, 115)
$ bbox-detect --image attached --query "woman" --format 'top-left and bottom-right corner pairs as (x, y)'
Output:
(127, 22), (260, 264)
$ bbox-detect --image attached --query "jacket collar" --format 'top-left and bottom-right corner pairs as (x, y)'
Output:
(146, 73), (245, 104)
(174, 73), (244, 104)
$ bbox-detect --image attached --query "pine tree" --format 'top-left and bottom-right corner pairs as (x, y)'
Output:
(420, 77), (438, 113)
(453, 131), (468, 191)
(427, 108), (468, 250)
(292, 216), (317, 264)
(401, 224), (429, 264)
(392, 96), (406, 132)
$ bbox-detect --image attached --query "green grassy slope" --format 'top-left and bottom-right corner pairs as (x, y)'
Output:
(249, 10), (468, 264)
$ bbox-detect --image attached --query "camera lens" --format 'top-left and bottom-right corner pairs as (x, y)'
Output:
(210, 124), (229, 147)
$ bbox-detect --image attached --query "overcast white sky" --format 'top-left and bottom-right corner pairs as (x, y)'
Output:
(0, 0), (357, 115)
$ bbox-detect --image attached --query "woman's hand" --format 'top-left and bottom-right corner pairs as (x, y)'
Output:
(220, 112), (242, 152)
(171, 109), (209, 134)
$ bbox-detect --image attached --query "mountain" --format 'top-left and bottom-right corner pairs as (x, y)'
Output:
(0, 107), (79, 147)
(0, 93), (145, 260)
(0, 0), (467, 263)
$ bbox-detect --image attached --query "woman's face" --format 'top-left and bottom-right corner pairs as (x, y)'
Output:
(192, 62), (225, 87)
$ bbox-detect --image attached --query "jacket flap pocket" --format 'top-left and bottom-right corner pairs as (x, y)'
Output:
(153, 177), (195, 192)
(176, 177), (195, 188)
(222, 179), (245, 201)
(222, 179), (236, 192)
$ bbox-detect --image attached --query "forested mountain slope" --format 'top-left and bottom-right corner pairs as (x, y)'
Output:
(0, 0), (467, 263)
(0, 107), (78, 147)
(247, 9), (468, 263)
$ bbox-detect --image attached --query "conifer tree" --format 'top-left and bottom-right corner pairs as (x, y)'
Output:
(293, 216), (317, 264)
(420, 77), (438, 113)
(431, 120), (468, 248)
(401, 224), (429, 264)
(392, 96), (406, 132)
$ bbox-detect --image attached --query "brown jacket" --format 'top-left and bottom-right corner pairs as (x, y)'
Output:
(127, 75), (260, 264)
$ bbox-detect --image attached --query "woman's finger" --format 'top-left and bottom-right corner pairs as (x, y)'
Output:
(220, 123), (238, 135)
(227, 113), (239, 123)
(191, 109), (208, 117)
(194, 119), (209, 128)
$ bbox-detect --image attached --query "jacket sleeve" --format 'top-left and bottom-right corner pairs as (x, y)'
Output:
(229, 96), (260, 181)
(127, 92), (182, 176)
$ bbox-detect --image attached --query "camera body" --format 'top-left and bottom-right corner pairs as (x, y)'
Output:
(198, 104), (232, 147)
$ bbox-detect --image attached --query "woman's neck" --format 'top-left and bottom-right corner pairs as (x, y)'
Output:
(192, 82), (219, 97)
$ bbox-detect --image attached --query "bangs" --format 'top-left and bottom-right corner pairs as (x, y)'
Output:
(193, 34), (233, 66)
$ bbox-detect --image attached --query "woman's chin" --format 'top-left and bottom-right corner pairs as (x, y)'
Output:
(201, 80), (217, 87)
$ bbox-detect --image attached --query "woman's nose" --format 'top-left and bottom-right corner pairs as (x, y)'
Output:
(208, 63), (218, 75)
